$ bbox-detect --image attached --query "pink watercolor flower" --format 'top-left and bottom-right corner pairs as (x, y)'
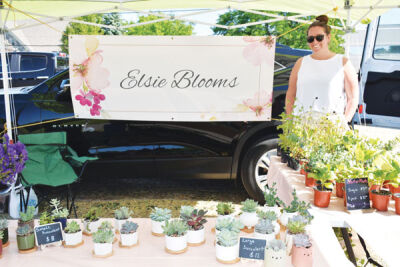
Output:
(243, 91), (272, 117)
(242, 36), (275, 66)
(75, 90), (92, 106)
(89, 90), (106, 104)
(90, 104), (101, 116)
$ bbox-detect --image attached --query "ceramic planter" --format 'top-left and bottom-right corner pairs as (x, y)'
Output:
(53, 217), (67, 229)
(254, 231), (276, 242)
(64, 230), (82, 246)
(240, 212), (258, 229)
(279, 211), (297, 226)
(216, 242), (239, 263)
(264, 246), (288, 267)
(291, 244), (313, 267)
(120, 232), (138, 246)
(389, 184), (400, 200)
(93, 242), (113, 256)
(115, 218), (128, 233)
(83, 219), (101, 234)
(371, 191), (391, 211)
(17, 233), (35, 251)
(165, 234), (187, 253)
(187, 228), (205, 245)
(313, 188), (332, 208)
(151, 220), (166, 236)
(305, 173), (316, 187)
(335, 182), (345, 198)
(1, 228), (8, 246)
(394, 194), (400, 215)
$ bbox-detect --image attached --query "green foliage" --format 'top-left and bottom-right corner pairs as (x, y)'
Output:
(92, 228), (114, 244)
(102, 13), (123, 35)
(180, 209), (207, 231)
(16, 225), (33, 236)
(19, 206), (35, 222)
(179, 205), (194, 219)
(150, 207), (171, 222)
(84, 207), (99, 222)
(64, 221), (81, 234)
(126, 14), (193, 36)
(216, 202), (235, 215)
(50, 198), (69, 219)
(162, 219), (188, 237)
(0, 216), (8, 229)
(120, 221), (138, 234)
(257, 210), (277, 221)
(98, 221), (113, 231)
(240, 199), (258, 213)
(287, 220), (306, 235)
(215, 218), (243, 233)
(114, 206), (133, 220)
(266, 239), (286, 251)
(255, 219), (275, 234)
(39, 211), (54, 225)
(293, 234), (312, 248)
(283, 189), (311, 215)
(264, 182), (282, 207)
(216, 229), (239, 247)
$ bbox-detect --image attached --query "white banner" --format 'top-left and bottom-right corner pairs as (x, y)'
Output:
(69, 35), (275, 121)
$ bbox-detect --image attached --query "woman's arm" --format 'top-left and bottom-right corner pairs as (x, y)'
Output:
(343, 57), (359, 122)
(285, 58), (302, 114)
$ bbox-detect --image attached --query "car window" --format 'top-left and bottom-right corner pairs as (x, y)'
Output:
(373, 8), (400, 60)
(20, 55), (47, 71)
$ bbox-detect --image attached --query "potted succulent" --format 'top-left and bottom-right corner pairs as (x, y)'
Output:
(150, 207), (171, 236)
(257, 210), (280, 234)
(254, 219), (277, 242)
(179, 205), (194, 219)
(18, 206), (35, 229)
(50, 198), (69, 229)
(119, 221), (139, 247)
(280, 190), (310, 226)
(239, 199), (258, 231)
(285, 217), (307, 248)
(64, 221), (83, 247)
(16, 225), (35, 252)
(83, 207), (100, 235)
(98, 221), (116, 241)
(215, 217), (243, 237)
(216, 229), (240, 264)
(264, 239), (288, 267)
(393, 193), (400, 215)
(39, 211), (54, 225)
(92, 228), (114, 257)
(291, 234), (313, 267)
(216, 202), (235, 220)
(114, 206), (133, 233)
(162, 219), (189, 254)
(0, 217), (9, 248)
(263, 182), (282, 216)
(181, 209), (207, 246)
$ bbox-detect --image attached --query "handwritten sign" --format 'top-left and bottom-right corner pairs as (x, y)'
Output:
(34, 222), (64, 247)
(345, 178), (370, 210)
(239, 237), (266, 260)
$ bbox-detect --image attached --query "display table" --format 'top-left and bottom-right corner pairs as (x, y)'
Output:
(267, 156), (400, 267)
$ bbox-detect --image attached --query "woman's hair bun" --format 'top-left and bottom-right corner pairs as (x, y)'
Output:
(316, 15), (329, 24)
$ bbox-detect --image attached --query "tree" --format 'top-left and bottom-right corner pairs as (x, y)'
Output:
(126, 14), (193, 36)
(102, 13), (124, 35)
(212, 11), (345, 54)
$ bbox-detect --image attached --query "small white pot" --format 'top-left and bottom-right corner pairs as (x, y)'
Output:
(279, 211), (297, 226)
(239, 211), (258, 228)
(115, 218), (128, 232)
(264, 247), (288, 267)
(187, 228), (205, 244)
(93, 242), (113, 256)
(262, 206), (282, 217)
(151, 220), (165, 235)
(64, 230), (82, 246)
(120, 232), (138, 246)
(253, 231), (276, 242)
(84, 219), (101, 234)
(165, 234), (187, 252)
(216, 242), (239, 262)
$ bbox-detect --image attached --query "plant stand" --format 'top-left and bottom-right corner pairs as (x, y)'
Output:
(151, 232), (164, 237)
(240, 226), (254, 233)
(165, 246), (188, 254)
(119, 240), (139, 248)
(18, 246), (37, 254)
(63, 240), (84, 248)
(92, 250), (113, 258)
(187, 239), (206, 247)
(216, 257), (240, 264)
(83, 232), (92, 236)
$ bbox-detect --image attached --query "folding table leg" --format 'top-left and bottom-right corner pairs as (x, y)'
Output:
(340, 227), (357, 266)
(357, 234), (383, 267)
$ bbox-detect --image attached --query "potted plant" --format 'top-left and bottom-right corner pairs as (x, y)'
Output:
(16, 225), (35, 252)
(98, 221), (116, 241)
(179, 205), (194, 219)
(150, 207), (171, 236)
(215, 217), (243, 237)
(216, 202), (235, 220)
(310, 159), (335, 208)
(39, 211), (54, 225)
(64, 221), (83, 247)
(239, 199), (258, 231)
(257, 210), (280, 234)
(18, 206), (35, 229)
(83, 207), (100, 235)
(50, 198), (69, 229)
(285, 218), (307, 248)
(264, 239), (288, 267)
(394, 193), (400, 215)
(92, 228), (114, 257)
(162, 219), (189, 254)
(291, 234), (313, 267)
(280, 190), (310, 226)
(216, 229), (240, 264)
(254, 219), (277, 241)
(0, 217), (9, 248)
(181, 209), (207, 246)
(114, 206), (133, 233)
(119, 221), (139, 247)
(263, 182), (282, 216)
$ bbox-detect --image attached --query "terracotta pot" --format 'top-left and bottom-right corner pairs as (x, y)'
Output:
(305, 173), (316, 187)
(336, 182), (345, 198)
(313, 188), (332, 208)
(394, 194), (400, 215)
(369, 185), (380, 204)
(371, 191), (391, 211)
(291, 244), (313, 267)
(389, 184), (400, 200)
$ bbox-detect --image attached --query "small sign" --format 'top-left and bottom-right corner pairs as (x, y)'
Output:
(345, 178), (370, 210)
(239, 237), (266, 260)
(34, 222), (64, 247)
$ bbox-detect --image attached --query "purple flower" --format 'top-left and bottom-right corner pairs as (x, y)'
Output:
(0, 134), (28, 185)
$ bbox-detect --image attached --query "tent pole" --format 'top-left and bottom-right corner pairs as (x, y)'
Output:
(344, 0), (352, 57)
(0, 10), (13, 141)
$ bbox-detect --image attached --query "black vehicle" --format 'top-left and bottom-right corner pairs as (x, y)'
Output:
(0, 45), (310, 202)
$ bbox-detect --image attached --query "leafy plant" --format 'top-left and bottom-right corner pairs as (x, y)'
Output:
(50, 199), (69, 219)
(179, 205), (194, 219)
(150, 207), (171, 222)
(120, 221), (138, 234)
(19, 206), (35, 222)
(287, 220), (306, 235)
(254, 219), (275, 235)
(39, 211), (54, 225)
(240, 199), (258, 213)
(83, 207), (99, 222)
(266, 239), (286, 251)
(264, 182), (283, 207)
(257, 210), (277, 221)
(181, 209), (207, 231)
(283, 189), (311, 215)
(162, 219), (188, 237)
(293, 234), (312, 248)
(215, 218), (243, 233)
(16, 225), (33, 236)
(64, 221), (81, 234)
(98, 221), (113, 231)
(92, 228), (114, 244)
(114, 206), (133, 220)
(216, 202), (235, 215)
(216, 229), (239, 247)
(0, 216), (8, 229)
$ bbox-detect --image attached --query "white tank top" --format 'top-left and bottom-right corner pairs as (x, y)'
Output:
(293, 54), (346, 115)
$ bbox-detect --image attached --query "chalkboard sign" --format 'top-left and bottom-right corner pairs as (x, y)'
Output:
(34, 222), (64, 247)
(239, 237), (266, 260)
(345, 178), (370, 210)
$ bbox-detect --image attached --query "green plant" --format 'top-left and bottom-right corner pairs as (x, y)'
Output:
(257, 210), (277, 221)
(181, 209), (207, 230)
(150, 207), (171, 222)
(92, 228), (114, 244)
(120, 221), (138, 234)
(64, 221), (81, 234)
(162, 219), (188, 237)
(0, 216), (8, 229)
(216, 229), (239, 247)
(50, 198), (69, 219)
(372, 152), (400, 194)
(39, 211), (54, 225)
(19, 206), (35, 222)
(293, 234), (312, 248)
(240, 199), (258, 213)
(179, 205), (194, 219)
(98, 221), (113, 231)
(254, 219), (275, 235)
(16, 225), (33, 236)
(215, 218), (243, 233)
(84, 207), (99, 222)
(216, 202), (235, 215)
(287, 220), (306, 235)
(289, 215), (309, 225)
(114, 206), (133, 220)
(283, 189), (311, 215)
(266, 239), (286, 251)
(264, 182), (283, 207)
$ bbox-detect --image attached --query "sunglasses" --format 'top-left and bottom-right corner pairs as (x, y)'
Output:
(307, 34), (324, 43)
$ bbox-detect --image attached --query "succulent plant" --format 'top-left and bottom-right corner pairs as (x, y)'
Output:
(64, 221), (81, 234)
(289, 215), (309, 225)
(181, 209), (207, 230)
(92, 228), (114, 244)
(179, 205), (194, 219)
(215, 218), (243, 233)
(216, 202), (235, 215)
(255, 219), (275, 235)
(266, 239), (286, 251)
(50, 198), (69, 219)
(286, 220), (306, 235)
(293, 234), (312, 248)
(216, 229), (239, 247)
(162, 219), (188, 237)
(0, 216), (8, 229)
(39, 211), (54, 225)
(16, 225), (33, 236)
(257, 210), (277, 221)
(120, 221), (138, 234)
(84, 207), (99, 222)
(241, 199), (258, 213)
(19, 206), (35, 222)
(264, 182), (283, 207)
(98, 221), (113, 231)
(114, 206), (133, 220)
(150, 207), (171, 222)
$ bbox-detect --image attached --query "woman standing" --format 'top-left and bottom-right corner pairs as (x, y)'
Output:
(285, 15), (359, 122)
